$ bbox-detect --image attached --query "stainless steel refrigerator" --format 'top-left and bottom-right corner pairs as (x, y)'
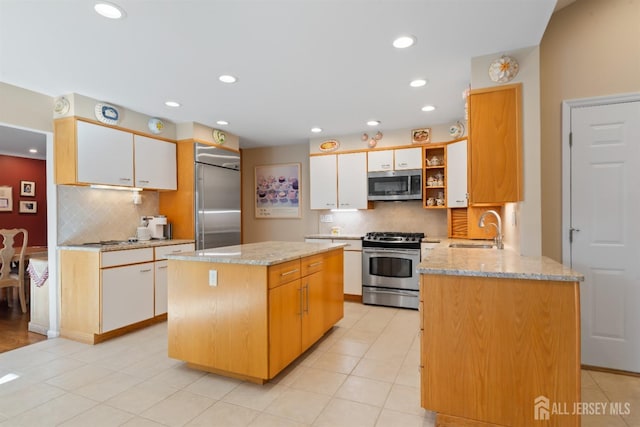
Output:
(194, 143), (241, 250)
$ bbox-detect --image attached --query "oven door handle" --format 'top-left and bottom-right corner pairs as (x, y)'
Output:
(365, 288), (418, 297)
(363, 247), (419, 256)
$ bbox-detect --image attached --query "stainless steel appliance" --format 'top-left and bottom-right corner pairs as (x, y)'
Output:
(362, 231), (424, 310)
(367, 170), (422, 201)
(195, 143), (241, 250)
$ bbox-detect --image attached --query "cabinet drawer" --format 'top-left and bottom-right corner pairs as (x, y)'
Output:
(101, 248), (154, 268)
(155, 243), (195, 260)
(268, 259), (301, 288)
(301, 253), (324, 277)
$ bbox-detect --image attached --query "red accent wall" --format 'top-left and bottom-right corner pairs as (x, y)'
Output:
(0, 155), (48, 246)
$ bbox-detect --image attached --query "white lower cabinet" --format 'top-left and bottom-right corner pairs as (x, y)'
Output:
(102, 262), (155, 332)
(305, 238), (362, 296)
(154, 243), (194, 315)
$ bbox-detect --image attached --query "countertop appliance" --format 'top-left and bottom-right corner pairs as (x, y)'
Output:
(142, 215), (167, 239)
(362, 231), (425, 310)
(195, 143), (241, 250)
(367, 170), (422, 201)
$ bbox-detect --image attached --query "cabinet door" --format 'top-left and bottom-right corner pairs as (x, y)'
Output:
(268, 279), (302, 377)
(446, 139), (468, 207)
(367, 150), (394, 172)
(337, 152), (368, 209)
(301, 270), (325, 351)
(343, 250), (362, 296)
(77, 121), (134, 186)
(468, 84), (522, 203)
(395, 147), (422, 170)
(134, 135), (177, 190)
(310, 155), (337, 209)
(102, 262), (154, 332)
(154, 260), (168, 315)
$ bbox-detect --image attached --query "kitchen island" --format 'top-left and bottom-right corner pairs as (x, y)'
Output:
(165, 241), (345, 383)
(418, 244), (584, 427)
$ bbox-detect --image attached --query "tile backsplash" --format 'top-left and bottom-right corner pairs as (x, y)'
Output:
(318, 200), (448, 237)
(57, 185), (159, 244)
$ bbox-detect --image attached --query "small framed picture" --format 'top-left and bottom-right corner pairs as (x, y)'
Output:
(19, 201), (37, 214)
(0, 186), (12, 212)
(411, 128), (431, 144)
(20, 181), (35, 196)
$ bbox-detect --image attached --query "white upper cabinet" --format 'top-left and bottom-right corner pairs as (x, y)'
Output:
(394, 147), (423, 170)
(446, 139), (468, 207)
(310, 152), (368, 210)
(367, 150), (394, 172)
(76, 121), (134, 186)
(337, 152), (368, 209)
(310, 155), (338, 209)
(134, 135), (177, 190)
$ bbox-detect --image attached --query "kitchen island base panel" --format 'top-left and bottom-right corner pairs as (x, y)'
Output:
(61, 315), (167, 345)
(436, 414), (503, 427)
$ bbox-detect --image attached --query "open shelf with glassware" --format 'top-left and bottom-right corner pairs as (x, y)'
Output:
(423, 144), (446, 209)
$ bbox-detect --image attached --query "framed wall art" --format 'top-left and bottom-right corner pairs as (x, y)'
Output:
(19, 201), (37, 214)
(255, 163), (301, 219)
(21, 180), (35, 196)
(0, 186), (12, 211)
(411, 127), (431, 144)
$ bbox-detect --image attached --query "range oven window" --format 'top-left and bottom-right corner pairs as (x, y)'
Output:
(369, 256), (413, 278)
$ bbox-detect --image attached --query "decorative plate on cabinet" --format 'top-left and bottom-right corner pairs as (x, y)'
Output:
(94, 103), (120, 125)
(148, 118), (164, 134)
(488, 55), (519, 83)
(319, 139), (339, 152)
(213, 129), (226, 144)
(449, 121), (465, 139)
(53, 96), (70, 115)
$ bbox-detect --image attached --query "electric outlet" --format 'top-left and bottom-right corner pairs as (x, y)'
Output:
(320, 214), (334, 223)
(209, 270), (218, 287)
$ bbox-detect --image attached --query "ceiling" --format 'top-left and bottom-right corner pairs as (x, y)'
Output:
(1, 0), (558, 152)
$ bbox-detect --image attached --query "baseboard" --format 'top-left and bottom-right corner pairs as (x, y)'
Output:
(344, 294), (362, 303)
(582, 364), (640, 378)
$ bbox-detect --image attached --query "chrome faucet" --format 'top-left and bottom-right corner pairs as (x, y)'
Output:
(478, 210), (504, 249)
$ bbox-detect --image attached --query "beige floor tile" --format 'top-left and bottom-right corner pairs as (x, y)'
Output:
(121, 349), (182, 379)
(183, 373), (243, 400)
(352, 357), (402, 383)
(45, 364), (115, 391)
(248, 412), (311, 427)
(589, 370), (640, 402)
(0, 346), (59, 371)
(269, 361), (307, 386)
(104, 379), (179, 414)
(313, 397), (380, 427)
(581, 413), (628, 427)
(223, 382), (287, 411)
(384, 384), (428, 416)
(335, 376), (392, 407)
(343, 328), (384, 344)
(141, 389), (215, 427)
(326, 337), (371, 357)
(73, 371), (143, 402)
(185, 401), (260, 426)
(18, 356), (87, 383)
(364, 336), (414, 362)
(148, 363), (207, 389)
(120, 416), (168, 427)
(58, 404), (134, 427)
(7, 393), (97, 426)
(289, 366), (347, 395)
(352, 310), (397, 333)
(0, 380), (65, 418)
(581, 369), (598, 389)
(311, 351), (360, 374)
(265, 388), (331, 424)
(298, 347), (325, 367)
(375, 408), (435, 427)
(394, 365), (421, 388)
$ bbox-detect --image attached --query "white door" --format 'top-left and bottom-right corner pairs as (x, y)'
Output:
(367, 150), (393, 172)
(337, 152), (368, 209)
(446, 139), (468, 207)
(309, 155), (337, 209)
(571, 101), (640, 372)
(76, 121), (133, 186)
(394, 147), (422, 170)
(134, 135), (177, 190)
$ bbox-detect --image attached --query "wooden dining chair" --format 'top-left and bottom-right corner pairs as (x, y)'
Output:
(0, 228), (28, 313)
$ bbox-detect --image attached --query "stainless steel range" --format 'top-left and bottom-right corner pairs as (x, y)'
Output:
(362, 231), (424, 310)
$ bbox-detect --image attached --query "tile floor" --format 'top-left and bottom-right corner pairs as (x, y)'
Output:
(0, 302), (638, 426)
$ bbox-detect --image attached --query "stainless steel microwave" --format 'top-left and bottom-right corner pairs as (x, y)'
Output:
(367, 170), (422, 201)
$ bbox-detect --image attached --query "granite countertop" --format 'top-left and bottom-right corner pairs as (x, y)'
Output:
(166, 241), (347, 266)
(59, 239), (195, 252)
(305, 234), (363, 240)
(418, 240), (584, 282)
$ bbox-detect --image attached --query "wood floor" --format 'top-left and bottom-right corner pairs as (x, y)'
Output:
(0, 298), (47, 353)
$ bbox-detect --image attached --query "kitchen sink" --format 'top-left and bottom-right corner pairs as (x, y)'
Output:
(448, 243), (494, 249)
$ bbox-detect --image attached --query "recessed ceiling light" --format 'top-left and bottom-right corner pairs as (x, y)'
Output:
(421, 105), (436, 112)
(29, 148), (38, 154)
(311, 127), (322, 133)
(216, 120), (229, 126)
(410, 79), (428, 88)
(165, 101), (181, 107)
(94, 2), (125, 19)
(393, 35), (416, 49)
(219, 75), (237, 84)
(367, 120), (381, 126)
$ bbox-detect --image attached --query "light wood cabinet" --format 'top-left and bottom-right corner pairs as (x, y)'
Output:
(423, 144), (446, 209)
(55, 117), (177, 190)
(468, 83), (523, 204)
(310, 153), (368, 210)
(168, 247), (344, 383)
(448, 205), (503, 240)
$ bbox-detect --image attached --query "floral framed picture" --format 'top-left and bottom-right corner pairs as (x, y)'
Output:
(255, 163), (301, 219)
(411, 128), (431, 144)
(20, 180), (35, 196)
(19, 201), (37, 214)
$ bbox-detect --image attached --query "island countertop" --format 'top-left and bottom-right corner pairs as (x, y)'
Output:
(417, 242), (584, 282)
(165, 241), (346, 266)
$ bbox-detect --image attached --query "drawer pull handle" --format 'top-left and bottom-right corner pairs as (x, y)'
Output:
(307, 262), (323, 268)
(140, 268), (152, 273)
(281, 269), (299, 277)
(171, 250), (182, 253)
(158, 266), (168, 270)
